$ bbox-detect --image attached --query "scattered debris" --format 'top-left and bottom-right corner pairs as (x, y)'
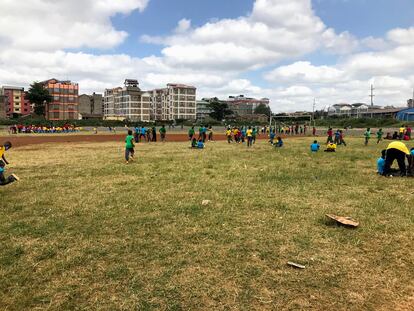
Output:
(287, 262), (306, 269)
(201, 200), (211, 206)
(326, 214), (359, 228)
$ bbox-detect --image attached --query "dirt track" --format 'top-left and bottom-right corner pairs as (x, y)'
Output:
(3, 134), (232, 147)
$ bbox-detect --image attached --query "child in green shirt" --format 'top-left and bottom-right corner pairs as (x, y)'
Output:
(364, 128), (371, 146)
(125, 130), (135, 164)
(376, 128), (383, 144)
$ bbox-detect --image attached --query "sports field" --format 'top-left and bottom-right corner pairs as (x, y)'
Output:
(0, 137), (413, 310)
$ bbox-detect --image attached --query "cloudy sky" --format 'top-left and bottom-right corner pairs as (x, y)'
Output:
(1, 0), (414, 112)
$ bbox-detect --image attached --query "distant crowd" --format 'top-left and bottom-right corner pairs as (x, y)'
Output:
(8, 124), (80, 134)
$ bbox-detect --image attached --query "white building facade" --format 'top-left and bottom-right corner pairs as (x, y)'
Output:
(104, 81), (196, 122)
(104, 80), (151, 121)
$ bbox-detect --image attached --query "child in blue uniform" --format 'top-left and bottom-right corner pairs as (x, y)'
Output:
(310, 140), (320, 152)
(377, 150), (386, 175)
(197, 139), (205, 149)
(275, 137), (283, 148)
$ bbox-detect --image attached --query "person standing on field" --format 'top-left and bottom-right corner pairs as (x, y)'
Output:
(399, 126), (405, 140)
(189, 126), (195, 141)
(125, 130), (135, 164)
(159, 125), (166, 142)
(326, 128), (333, 143)
(246, 126), (253, 147)
(376, 128), (384, 144)
(152, 126), (157, 142)
(208, 126), (214, 141)
(252, 127), (257, 144)
(364, 128), (371, 146)
(226, 127), (233, 143)
(339, 130), (347, 146)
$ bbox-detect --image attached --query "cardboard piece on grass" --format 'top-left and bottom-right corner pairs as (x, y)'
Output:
(287, 262), (306, 269)
(326, 214), (359, 228)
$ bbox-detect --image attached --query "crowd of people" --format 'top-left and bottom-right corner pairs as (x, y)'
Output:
(131, 125), (167, 143)
(8, 124), (80, 134)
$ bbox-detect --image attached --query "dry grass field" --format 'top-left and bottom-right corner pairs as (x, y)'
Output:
(0, 138), (413, 310)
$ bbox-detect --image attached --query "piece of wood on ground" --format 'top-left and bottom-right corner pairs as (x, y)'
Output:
(287, 262), (306, 269)
(325, 214), (359, 228)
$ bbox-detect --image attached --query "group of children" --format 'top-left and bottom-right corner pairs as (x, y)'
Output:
(225, 126), (259, 146)
(310, 140), (336, 152)
(132, 125), (167, 143)
(188, 125), (214, 143)
(9, 124), (80, 134)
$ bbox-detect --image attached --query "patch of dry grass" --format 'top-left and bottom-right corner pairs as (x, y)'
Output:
(0, 138), (413, 310)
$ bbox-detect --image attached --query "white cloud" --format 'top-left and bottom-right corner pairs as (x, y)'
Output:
(0, 0), (149, 50)
(265, 61), (346, 84)
(387, 27), (414, 46)
(142, 0), (358, 71)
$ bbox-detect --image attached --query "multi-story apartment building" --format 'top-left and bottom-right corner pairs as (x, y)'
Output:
(41, 79), (79, 120)
(166, 83), (196, 121)
(226, 95), (270, 116)
(104, 80), (197, 122)
(0, 86), (31, 117)
(150, 88), (171, 121)
(0, 93), (6, 119)
(196, 99), (213, 121)
(104, 80), (151, 121)
(79, 93), (103, 119)
(149, 84), (197, 121)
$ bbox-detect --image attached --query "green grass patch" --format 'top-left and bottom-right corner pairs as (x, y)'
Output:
(0, 138), (413, 310)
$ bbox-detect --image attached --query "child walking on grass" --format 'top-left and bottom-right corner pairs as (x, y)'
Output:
(246, 126), (253, 147)
(0, 141), (20, 186)
(376, 128), (383, 144)
(125, 130), (135, 164)
(364, 128), (371, 146)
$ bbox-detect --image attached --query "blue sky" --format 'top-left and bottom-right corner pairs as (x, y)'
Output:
(1, 0), (414, 111)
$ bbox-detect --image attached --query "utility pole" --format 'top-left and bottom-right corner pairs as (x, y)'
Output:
(312, 98), (316, 125)
(369, 84), (375, 119)
(412, 87), (414, 108)
(370, 84), (375, 107)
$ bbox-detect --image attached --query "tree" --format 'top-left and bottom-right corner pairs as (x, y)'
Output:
(26, 82), (52, 116)
(208, 98), (233, 121)
(254, 103), (272, 117)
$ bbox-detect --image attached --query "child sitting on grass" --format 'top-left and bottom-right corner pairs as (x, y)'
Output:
(0, 161), (19, 186)
(377, 150), (386, 175)
(0, 141), (20, 186)
(191, 138), (198, 148)
(274, 137), (283, 148)
(197, 139), (205, 149)
(310, 140), (320, 152)
(324, 142), (337, 152)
